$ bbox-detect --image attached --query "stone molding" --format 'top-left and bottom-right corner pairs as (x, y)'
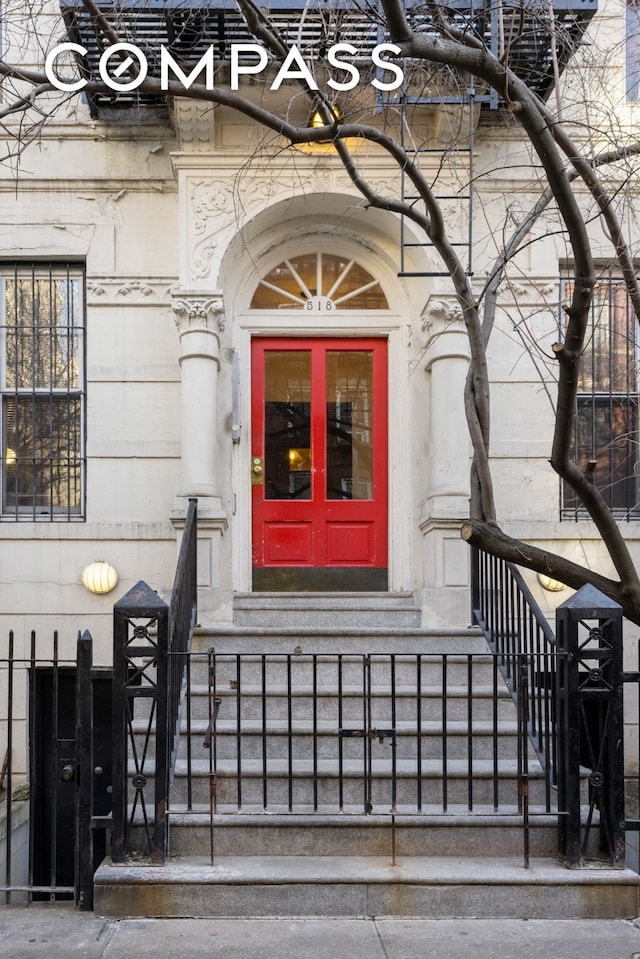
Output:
(86, 276), (175, 305)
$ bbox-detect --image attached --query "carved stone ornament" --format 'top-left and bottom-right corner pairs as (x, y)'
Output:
(86, 277), (174, 304)
(421, 297), (465, 335)
(172, 99), (215, 151)
(171, 291), (225, 334)
(189, 179), (235, 281)
(500, 276), (557, 301)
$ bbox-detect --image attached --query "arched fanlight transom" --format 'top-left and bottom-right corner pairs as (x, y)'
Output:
(250, 252), (389, 310)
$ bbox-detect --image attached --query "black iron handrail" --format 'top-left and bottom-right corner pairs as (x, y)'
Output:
(168, 498), (198, 797)
(471, 547), (559, 801)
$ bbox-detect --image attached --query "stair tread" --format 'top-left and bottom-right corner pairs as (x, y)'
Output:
(142, 719), (522, 734)
(95, 855), (639, 885)
(167, 805), (558, 820)
(167, 757), (548, 777)
(185, 683), (512, 697)
(199, 626), (483, 636)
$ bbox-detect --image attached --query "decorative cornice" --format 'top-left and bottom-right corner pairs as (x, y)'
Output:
(499, 276), (557, 302)
(171, 289), (225, 334)
(86, 276), (174, 305)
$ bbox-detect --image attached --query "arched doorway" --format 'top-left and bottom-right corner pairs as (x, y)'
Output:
(248, 252), (390, 591)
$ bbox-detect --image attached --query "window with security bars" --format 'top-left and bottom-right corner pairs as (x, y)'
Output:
(1, 263), (85, 520)
(628, 0), (640, 99)
(561, 269), (640, 519)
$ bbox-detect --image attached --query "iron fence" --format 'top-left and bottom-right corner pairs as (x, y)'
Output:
(119, 646), (553, 869)
(193, 649), (543, 817)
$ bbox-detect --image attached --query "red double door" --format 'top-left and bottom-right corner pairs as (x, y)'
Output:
(251, 337), (388, 589)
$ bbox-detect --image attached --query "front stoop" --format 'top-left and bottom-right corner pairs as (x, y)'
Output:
(104, 595), (640, 921)
(93, 856), (640, 919)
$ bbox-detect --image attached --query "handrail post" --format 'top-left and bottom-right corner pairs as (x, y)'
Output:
(556, 584), (624, 867)
(112, 582), (170, 864)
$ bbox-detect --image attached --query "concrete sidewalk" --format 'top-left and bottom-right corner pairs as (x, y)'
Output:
(2, 906), (640, 959)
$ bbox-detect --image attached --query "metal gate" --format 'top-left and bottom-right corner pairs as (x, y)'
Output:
(1, 630), (108, 908)
(109, 647), (544, 868)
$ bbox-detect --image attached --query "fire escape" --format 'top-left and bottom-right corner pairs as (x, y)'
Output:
(61, 0), (598, 278)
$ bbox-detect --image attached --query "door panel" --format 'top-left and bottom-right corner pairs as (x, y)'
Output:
(264, 521), (313, 563)
(326, 522), (373, 563)
(252, 337), (387, 586)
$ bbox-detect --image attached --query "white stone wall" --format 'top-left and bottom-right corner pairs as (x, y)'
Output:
(0, 0), (637, 648)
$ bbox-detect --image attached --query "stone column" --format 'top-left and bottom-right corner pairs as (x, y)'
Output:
(171, 289), (226, 514)
(418, 297), (472, 625)
(423, 297), (471, 518)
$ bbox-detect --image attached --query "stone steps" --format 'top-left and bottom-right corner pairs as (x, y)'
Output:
(96, 595), (638, 920)
(194, 626), (489, 656)
(137, 717), (533, 760)
(231, 592), (422, 629)
(161, 810), (559, 858)
(161, 757), (551, 808)
(93, 855), (640, 919)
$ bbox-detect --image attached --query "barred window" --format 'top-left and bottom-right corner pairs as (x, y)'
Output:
(628, 0), (640, 99)
(1, 263), (85, 520)
(561, 268), (640, 519)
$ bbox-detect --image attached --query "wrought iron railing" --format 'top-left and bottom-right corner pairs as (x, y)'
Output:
(471, 546), (558, 805)
(471, 546), (630, 868)
(111, 498), (197, 865)
(155, 647), (549, 868)
(168, 498), (198, 793)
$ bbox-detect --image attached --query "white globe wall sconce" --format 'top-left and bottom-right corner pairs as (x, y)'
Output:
(82, 561), (119, 595)
(537, 573), (567, 592)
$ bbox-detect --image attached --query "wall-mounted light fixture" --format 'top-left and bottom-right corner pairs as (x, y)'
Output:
(537, 572), (567, 592)
(308, 104), (341, 129)
(82, 561), (119, 595)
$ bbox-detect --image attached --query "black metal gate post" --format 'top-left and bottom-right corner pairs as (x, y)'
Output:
(112, 582), (170, 865)
(556, 584), (624, 867)
(75, 630), (93, 909)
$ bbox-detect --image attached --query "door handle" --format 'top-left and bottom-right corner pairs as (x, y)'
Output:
(59, 760), (76, 782)
(251, 457), (264, 484)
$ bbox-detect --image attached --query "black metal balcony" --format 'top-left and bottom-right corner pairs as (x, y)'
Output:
(59, 0), (598, 116)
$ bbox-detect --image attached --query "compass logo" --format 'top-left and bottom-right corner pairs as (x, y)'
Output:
(45, 41), (404, 95)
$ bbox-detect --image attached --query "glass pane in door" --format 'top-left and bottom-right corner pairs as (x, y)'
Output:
(264, 351), (311, 500)
(326, 350), (373, 500)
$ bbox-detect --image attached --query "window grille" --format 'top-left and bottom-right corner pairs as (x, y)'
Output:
(561, 267), (640, 520)
(0, 263), (85, 520)
(628, 0), (640, 99)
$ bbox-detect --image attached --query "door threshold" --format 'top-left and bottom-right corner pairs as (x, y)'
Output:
(252, 568), (388, 592)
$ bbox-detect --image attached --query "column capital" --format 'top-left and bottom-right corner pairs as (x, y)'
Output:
(171, 289), (225, 334)
(422, 296), (470, 369)
(422, 296), (465, 335)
